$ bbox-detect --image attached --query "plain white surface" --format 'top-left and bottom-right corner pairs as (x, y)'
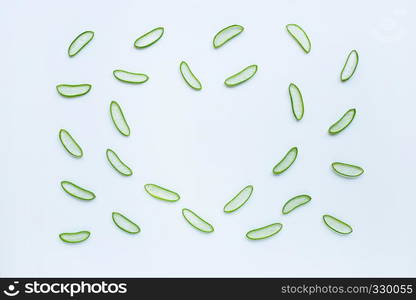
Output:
(1, 0), (415, 277)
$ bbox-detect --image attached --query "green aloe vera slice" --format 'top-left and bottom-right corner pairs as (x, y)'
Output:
(134, 27), (164, 49)
(213, 24), (244, 48)
(59, 231), (90, 243)
(56, 84), (91, 98)
(288, 83), (304, 120)
(59, 129), (83, 158)
(144, 184), (180, 202)
(68, 31), (94, 57)
(273, 147), (298, 175)
(328, 108), (356, 135)
(60, 181), (96, 201)
(323, 214), (353, 234)
(106, 149), (132, 176)
(112, 212), (141, 234)
(179, 61), (202, 90)
(110, 101), (130, 136)
(182, 208), (214, 233)
(113, 70), (149, 84)
(246, 223), (283, 240)
(282, 194), (311, 214)
(224, 65), (258, 87)
(340, 50), (359, 82)
(223, 185), (253, 213)
(286, 24), (311, 53)
(331, 162), (364, 178)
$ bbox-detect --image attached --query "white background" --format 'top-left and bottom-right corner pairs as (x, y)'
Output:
(1, 0), (415, 277)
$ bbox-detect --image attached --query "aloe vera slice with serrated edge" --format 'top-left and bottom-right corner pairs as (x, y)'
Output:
(223, 185), (253, 213)
(331, 162), (364, 178)
(282, 194), (311, 214)
(286, 24), (311, 53)
(213, 24), (244, 48)
(134, 27), (164, 49)
(273, 147), (298, 175)
(113, 70), (149, 84)
(180, 61), (202, 90)
(323, 215), (353, 234)
(112, 212), (140, 234)
(110, 101), (130, 136)
(60, 181), (96, 200)
(224, 65), (257, 87)
(68, 31), (94, 57)
(288, 83), (304, 120)
(59, 231), (90, 243)
(328, 108), (356, 135)
(182, 208), (214, 233)
(246, 223), (283, 240)
(59, 129), (83, 158)
(106, 149), (132, 176)
(144, 184), (180, 202)
(56, 84), (91, 98)
(340, 50), (359, 81)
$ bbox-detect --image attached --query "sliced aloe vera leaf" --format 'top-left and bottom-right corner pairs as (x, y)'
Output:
(112, 212), (141, 234)
(273, 147), (298, 175)
(144, 184), (180, 202)
(224, 65), (258, 87)
(60, 181), (96, 201)
(223, 185), (253, 213)
(340, 50), (359, 82)
(113, 70), (149, 84)
(246, 223), (283, 240)
(182, 208), (214, 233)
(59, 129), (83, 158)
(288, 83), (304, 120)
(331, 162), (364, 178)
(328, 108), (356, 135)
(323, 214), (353, 234)
(213, 24), (244, 48)
(106, 149), (132, 176)
(282, 194), (311, 214)
(110, 101), (130, 136)
(286, 24), (311, 53)
(59, 231), (90, 243)
(134, 27), (164, 49)
(56, 84), (91, 98)
(179, 61), (202, 90)
(68, 31), (94, 57)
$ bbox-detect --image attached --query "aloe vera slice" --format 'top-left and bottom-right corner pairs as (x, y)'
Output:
(246, 223), (283, 240)
(223, 185), (253, 213)
(56, 84), (91, 98)
(213, 24), (244, 48)
(331, 162), (364, 178)
(273, 147), (298, 175)
(323, 214), (352, 234)
(282, 194), (311, 214)
(59, 231), (90, 243)
(60, 181), (96, 201)
(113, 70), (149, 84)
(340, 50), (359, 82)
(286, 24), (311, 53)
(112, 212), (140, 234)
(179, 61), (202, 90)
(68, 31), (94, 57)
(134, 27), (164, 49)
(144, 184), (180, 202)
(182, 208), (214, 233)
(110, 101), (130, 136)
(288, 83), (304, 120)
(224, 65), (258, 87)
(106, 149), (132, 176)
(328, 108), (356, 135)
(59, 129), (83, 158)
